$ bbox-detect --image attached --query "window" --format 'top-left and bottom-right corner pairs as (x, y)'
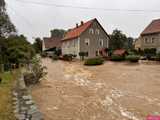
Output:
(145, 38), (148, 43)
(100, 39), (104, 46)
(89, 28), (94, 34)
(151, 38), (155, 43)
(96, 29), (100, 35)
(85, 38), (90, 46)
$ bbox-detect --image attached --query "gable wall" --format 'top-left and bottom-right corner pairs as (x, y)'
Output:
(79, 20), (109, 58)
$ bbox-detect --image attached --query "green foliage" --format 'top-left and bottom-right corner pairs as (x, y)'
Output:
(52, 54), (59, 61)
(109, 29), (134, 50)
(155, 53), (160, 61)
(0, 0), (16, 37)
(79, 52), (88, 60)
(33, 38), (42, 54)
(144, 48), (156, 56)
(62, 54), (73, 61)
(0, 35), (35, 66)
(111, 55), (125, 61)
(84, 58), (104, 66)
(24, 57), (47, 86)
(50, 29), (66, 38)
(126, 55), (140, 62)
(41, 52), (47, 58)
(0, 70), (20, 120)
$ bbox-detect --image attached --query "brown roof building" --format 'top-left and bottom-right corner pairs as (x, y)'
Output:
(135, 19), (160, 52)
(42, 37), (62, 51)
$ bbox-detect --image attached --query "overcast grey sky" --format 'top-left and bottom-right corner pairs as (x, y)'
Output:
(5, 0), (160, 43)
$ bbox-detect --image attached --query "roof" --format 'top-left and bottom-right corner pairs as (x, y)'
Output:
(113, 49), (127, 56)
(141, 19), (160, 35)
(43, 37), (61, 50)
(62, 19), (95, 41)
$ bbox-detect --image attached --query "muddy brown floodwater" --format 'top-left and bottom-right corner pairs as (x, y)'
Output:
(31, 58), (160, 120)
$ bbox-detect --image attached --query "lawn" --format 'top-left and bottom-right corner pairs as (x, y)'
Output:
(0, 70), (20, 120)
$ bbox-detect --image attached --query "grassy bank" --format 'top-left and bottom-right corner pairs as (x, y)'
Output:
(0, 70), (20, 120)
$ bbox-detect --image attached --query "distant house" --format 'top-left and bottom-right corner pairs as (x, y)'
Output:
(61, 18), (110, 59)
(42, 37), (62, 56)
(113, 49), (128, 57)
(135, 19), (160, 53)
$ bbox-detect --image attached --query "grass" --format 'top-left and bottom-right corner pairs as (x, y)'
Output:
(0, 70), (20, 120)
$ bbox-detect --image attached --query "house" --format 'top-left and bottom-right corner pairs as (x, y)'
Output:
(61, 18), (110, 59)
(135, 19), (160, 53)
(42, 37), (62, 56)
(112, 49), (128, 57)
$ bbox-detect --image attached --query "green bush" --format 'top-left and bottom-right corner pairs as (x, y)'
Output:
(52, 54), (59, 60)
(144, 48), (156, 56)
(84, 58), (104, 66)
(126, 55), (140, 62)
(111, 55), (125, 61)
(24, 57), (47, 86)
(62, 54), (73, 61)
(155, 53), (160, 61)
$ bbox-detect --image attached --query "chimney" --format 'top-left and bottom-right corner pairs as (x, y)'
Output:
(81, 21), (84, 25)
(76, 23), (79, 28)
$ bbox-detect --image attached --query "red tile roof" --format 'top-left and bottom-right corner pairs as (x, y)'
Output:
(113, 49), (127, 56)
(141, 19), (160, 35)
(62, 19), (95, 41)
(43, 37), (61, 50)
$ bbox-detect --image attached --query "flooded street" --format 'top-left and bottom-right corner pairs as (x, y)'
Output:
(31, 58), (160, 120)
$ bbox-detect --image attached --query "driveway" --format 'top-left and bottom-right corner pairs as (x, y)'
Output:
(31, 58), (160, 120)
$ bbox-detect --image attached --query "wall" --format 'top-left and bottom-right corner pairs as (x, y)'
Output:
(13, 74), (43, 120)
(61, 38), (80, 58)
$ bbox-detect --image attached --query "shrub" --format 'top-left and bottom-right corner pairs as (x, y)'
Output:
(79, 52), (88, 60)
(52, 54), (59, 60)
(111, 55), (125, 61)
(62, 54), (73, 61)
(84, 58), (104, 66)
(24, 57), (47, 86)
(155, 53), (160, 61)
(41, 52), (47, 58)
(144, 48), (156, 59)
(126, 55), (140, 62)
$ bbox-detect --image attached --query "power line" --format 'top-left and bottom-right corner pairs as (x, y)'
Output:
(14, 0), (160, 13)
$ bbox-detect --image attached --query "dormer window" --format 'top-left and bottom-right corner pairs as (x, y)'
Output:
(89, 28), (94, 34)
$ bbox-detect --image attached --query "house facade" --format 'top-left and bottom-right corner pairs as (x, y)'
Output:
(135, 19), (160, 53)
(62, 18), (110, 58)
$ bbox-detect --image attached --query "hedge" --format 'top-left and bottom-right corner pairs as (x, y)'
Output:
(111, 55), (125, 61)
(125, 55), (140, 62)
(84, 58), (104, 66)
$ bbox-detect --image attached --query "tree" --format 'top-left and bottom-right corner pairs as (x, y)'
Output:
(126, 37), (134, 49)
(33, 38), (42, 54)
(50, 29), (66, 38)
(110, 29), (128, 50)
(6, 35), (35, 64)
(0, 0), (16, 37)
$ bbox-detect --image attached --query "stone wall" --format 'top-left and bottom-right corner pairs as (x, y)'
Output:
(12, 74), (43, 120)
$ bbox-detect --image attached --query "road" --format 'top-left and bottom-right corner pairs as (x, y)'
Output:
(31, 58), (160, 120)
